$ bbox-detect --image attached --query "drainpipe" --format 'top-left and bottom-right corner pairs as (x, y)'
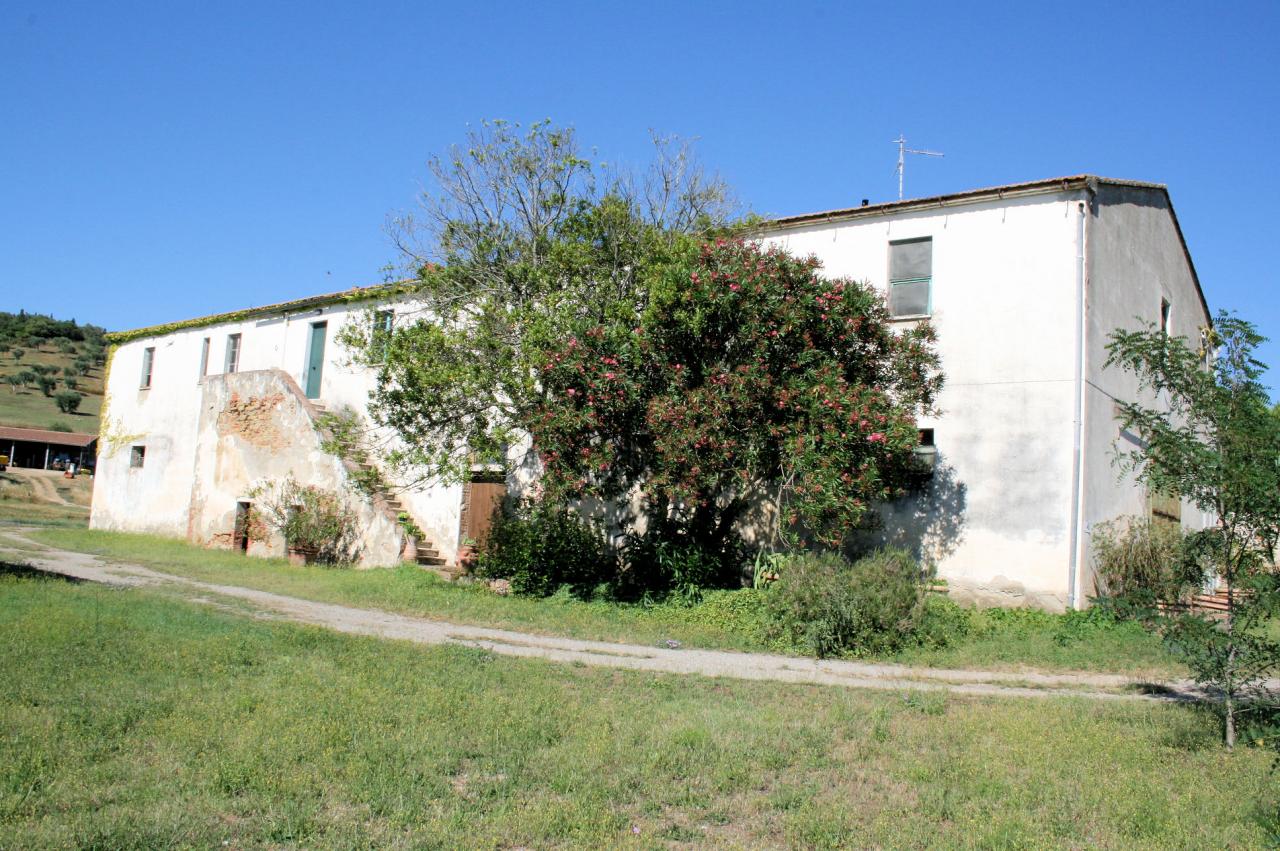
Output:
(1067, 197), (1091, 609)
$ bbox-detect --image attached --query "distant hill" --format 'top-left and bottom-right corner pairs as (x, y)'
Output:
(0, 311), (109, 434)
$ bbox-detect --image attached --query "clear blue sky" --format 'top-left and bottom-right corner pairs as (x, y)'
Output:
(3, 1), (1278, 383)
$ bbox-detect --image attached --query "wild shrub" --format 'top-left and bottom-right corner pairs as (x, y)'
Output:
(250, 477), (359, 564)
(1091, 516), (1201, 609)
(912, 595), (973, 650)
(765, 548), (926, 658)
(473, 502), (616, 598)
(618, 532), (746, 603)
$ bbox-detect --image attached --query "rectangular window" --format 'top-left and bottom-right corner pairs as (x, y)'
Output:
(199, 337), (210, 378)
(129, 445), (146, 468)
(889, 237), (932, 318)
(139, 347), (155, 389)
(1160, 298), (1171, 336)
(224, 333), (241, 374)
(374, 310), (394, 361)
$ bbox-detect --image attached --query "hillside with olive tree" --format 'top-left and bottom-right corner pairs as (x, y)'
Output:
(0, 311), (109, 433)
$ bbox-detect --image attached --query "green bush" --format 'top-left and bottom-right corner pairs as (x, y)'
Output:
(618, 534), (746, 603)
(474, 502), (616, 598)
(1091, 516), (1202, 609)
(912, 595), (974, 650)
(249, 477), (359, 565)
(54, 390), (83, 414)
(765, 548), (926, 658)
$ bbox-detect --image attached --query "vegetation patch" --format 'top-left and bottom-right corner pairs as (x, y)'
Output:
(24, 528), (1183, 675)
(0, 570), (1274, 847)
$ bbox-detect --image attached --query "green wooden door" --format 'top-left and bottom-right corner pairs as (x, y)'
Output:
(305, 322), (327, 399)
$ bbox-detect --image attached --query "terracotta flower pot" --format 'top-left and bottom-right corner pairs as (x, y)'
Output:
(287, 545), (320, 566)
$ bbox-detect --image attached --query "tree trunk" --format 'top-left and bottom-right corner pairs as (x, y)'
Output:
(1223, 541), (1237, 750)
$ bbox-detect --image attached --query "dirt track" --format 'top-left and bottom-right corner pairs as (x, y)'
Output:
(0, 529), (1226, 703)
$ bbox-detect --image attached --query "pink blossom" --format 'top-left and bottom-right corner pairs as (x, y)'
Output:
(867, 432), (886, 443)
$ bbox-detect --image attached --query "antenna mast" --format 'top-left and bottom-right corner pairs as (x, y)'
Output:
(895, 134), (944, 200)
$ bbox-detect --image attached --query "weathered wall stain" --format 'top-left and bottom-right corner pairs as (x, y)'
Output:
(216, 392), (288, 450)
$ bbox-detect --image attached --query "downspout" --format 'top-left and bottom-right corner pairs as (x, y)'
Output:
(1067, 195), (1091, 609)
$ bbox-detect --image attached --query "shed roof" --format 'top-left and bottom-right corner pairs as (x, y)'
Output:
(0, 426), (98, 448)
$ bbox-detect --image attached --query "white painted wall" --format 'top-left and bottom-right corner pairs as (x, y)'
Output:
(1078, 184), (1213, 597)
(759, 192), (1088, 608)
(92, 296), (464, 562)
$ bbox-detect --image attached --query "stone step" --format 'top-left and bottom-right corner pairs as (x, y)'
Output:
(417, 555), (448, 568)
(420, 564), (463, 581)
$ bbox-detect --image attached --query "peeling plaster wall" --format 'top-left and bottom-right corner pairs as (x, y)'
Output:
(91, 296), (463, 564)
(189, 371), (402, 566)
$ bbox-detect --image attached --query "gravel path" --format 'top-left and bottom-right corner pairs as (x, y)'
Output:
(2, 532), (1217, 703)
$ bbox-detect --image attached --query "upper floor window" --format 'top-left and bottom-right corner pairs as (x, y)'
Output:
(374, 310), (394, 361)
(888, 237), (932, 318)
(225, 333), (242, 374)
(130, 445), (146, 468)
(199, 337), (211, 378)
(1160, 298), (1171, 336)
(140, 347), (155, 389)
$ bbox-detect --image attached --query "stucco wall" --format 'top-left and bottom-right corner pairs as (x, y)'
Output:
(1078, 185), (1213, 597)
(760, 193), (1082, 608)
(187, 370), (403, 565)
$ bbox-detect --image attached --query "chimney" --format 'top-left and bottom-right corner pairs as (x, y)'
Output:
(861, 199), (870, 207)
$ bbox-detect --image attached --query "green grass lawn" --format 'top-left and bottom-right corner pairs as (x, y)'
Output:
(0, 566), (1274, 849)
(24, 527), (1183, 677)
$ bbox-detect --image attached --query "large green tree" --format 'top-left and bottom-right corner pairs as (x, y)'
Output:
(1106, 313), (1280, 747)
(531, 239), (942, 560)
(342, 120), (737, 485)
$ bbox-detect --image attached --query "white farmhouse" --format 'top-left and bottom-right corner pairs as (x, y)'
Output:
(91, 175), (1212, 609)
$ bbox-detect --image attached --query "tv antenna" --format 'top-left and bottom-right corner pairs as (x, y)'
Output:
(894, 134), (944, 200)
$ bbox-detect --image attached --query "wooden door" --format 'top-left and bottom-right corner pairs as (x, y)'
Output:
(463, 481), (507, 547)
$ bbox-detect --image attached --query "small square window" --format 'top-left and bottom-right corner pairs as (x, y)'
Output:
(918, 428), (935, 446)
(140, 347), (155, 389)
(129, 445), (146, 468)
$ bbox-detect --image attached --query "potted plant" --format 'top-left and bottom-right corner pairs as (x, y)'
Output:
(251, 477), (357, 565)
(397, 511), (424, 561)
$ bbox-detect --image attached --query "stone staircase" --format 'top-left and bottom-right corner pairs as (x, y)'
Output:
(310, 400), (460, 578)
